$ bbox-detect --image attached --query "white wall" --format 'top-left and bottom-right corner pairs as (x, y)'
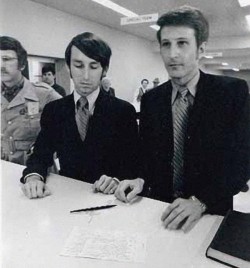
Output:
(1, 0), (168, 101)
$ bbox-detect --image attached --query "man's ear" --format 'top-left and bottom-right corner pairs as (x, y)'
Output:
(66, 64), (72, 78)
(20, 64), (26, 72)
(198, 42), (206, 60)
(102, 67), (108, 78)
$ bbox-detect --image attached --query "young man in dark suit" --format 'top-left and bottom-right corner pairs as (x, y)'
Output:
(21, 32), (138, 199)
(115, 6), (250, 232)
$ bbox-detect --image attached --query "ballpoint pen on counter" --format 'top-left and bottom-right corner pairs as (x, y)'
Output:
(70, 204), (117, 213)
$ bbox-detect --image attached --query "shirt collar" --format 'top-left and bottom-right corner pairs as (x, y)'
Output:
(171, 71), (200, 105)
(73, 87), (100, 114)
(2, 77), (40, 109)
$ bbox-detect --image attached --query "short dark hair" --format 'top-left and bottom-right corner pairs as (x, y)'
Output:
(141, 79), (149, 84)
(42, 63), (55, 75)
(0, 36), (28, 68)
(156, 6), (209, 47)
(65, 32), (112, 70)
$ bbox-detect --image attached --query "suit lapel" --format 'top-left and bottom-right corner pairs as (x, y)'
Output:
(61, 94), (82, 143)
(188, 71), (213, 137)
(156, 81), (173, 136)
(92, 89), (109, 117)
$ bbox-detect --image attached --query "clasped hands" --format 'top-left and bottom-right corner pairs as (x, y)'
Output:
(22, 176), (204, 232)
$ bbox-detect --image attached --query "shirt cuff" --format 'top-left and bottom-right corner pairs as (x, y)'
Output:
(23, 173), (45, 183)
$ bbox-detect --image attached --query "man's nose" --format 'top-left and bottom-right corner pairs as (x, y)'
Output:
(169, 45), (179, 58)
(1, 59), (7, 67)
(83, 68), (89, 80)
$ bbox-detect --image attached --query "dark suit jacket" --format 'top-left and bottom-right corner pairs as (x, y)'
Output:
(100, 86), (115, 97)
(21, 90), (138, 183)
(52, 83), (66, 97)
(109, 87), (115, 97)
(139, 71), (250, 215)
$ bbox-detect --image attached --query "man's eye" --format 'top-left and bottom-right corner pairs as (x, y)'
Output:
(74, 64), (83, 68)
(178, 41), (188, 46)
(90, 64), (99, 69)
(161, 42), (170, 47)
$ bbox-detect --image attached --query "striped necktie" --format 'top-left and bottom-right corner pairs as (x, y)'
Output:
(172, 87), (191, 195)
(75, 96), (90, 142)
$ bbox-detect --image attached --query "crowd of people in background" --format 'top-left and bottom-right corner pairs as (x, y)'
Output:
(1, 5), (249, 233)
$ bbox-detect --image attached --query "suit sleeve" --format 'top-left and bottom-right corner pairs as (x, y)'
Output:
(196, 80), (250, 213)
(137, 94), (152, 197)
(116, 103), (139, 179)
(20, 103), (57, 183)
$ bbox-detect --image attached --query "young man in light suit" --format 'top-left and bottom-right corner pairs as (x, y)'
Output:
(115, 6), (250, 232)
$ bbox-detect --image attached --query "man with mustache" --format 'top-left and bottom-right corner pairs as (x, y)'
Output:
(1, 36), (61, 165)
(115, 6), (250, 232)
(20, 32), (138, 199)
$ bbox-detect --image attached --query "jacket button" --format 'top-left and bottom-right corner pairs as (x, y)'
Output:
(8, 121), (12, 125)
(9, 136), (13, 140)
(10, 151), (13, 155)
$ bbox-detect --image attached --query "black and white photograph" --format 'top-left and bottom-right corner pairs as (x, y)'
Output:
(1, 0), (250, 267)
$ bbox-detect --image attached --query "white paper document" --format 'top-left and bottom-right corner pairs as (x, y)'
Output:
(61, 227), (147, 263)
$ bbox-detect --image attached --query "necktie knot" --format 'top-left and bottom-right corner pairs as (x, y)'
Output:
(77, 97), (89, 111)
(178, 87), (188, 98)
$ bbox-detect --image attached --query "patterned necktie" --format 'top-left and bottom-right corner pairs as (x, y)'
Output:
(75, 96), (90, 142)
(172, 87), (191, 195)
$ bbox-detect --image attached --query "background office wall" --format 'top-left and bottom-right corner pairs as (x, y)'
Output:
(1, 0), (168, 102)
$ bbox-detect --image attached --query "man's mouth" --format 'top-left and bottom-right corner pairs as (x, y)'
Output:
(169, 63), (182, 67)
(80, 83), (92, 87)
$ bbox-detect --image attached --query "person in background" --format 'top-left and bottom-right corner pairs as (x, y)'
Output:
(42, 63), (66, 97)
(152, 77), (160, 88)
(1, 36), (61, 165)
(132, 78), (149, 117)
(101, 76), (115, 97)
(115, 6), (250, 232)
(147, 77), (161, 92)
(20, 32), (138, 199)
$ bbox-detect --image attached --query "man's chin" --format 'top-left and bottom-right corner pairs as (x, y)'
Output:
(168, 72), (184, 79)
(76, 87), (97, 96)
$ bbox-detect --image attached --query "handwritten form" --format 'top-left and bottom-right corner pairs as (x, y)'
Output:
(61, 227), (147, 263)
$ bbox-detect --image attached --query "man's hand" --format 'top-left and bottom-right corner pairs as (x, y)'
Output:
(115, 178), (144, 203)
(161, 198), (204, 233)
(93, 175), (119, 194)
(21, 175), (51, 199)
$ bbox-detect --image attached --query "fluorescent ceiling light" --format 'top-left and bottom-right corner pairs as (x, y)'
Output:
(150, 25), (160, 31)
(91, 0), (138, 17)
(204, 55), (214, 59)
(232, 68), (240, 71)
(91, 0), (158, 32)
(238, 0), (250, 7)
(222, 62), (229, 66)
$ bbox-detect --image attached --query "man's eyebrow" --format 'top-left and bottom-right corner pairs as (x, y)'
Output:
(161, 37), (189, 41)
(71, 59), (99, 64)
(72, 59), (83, 63)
